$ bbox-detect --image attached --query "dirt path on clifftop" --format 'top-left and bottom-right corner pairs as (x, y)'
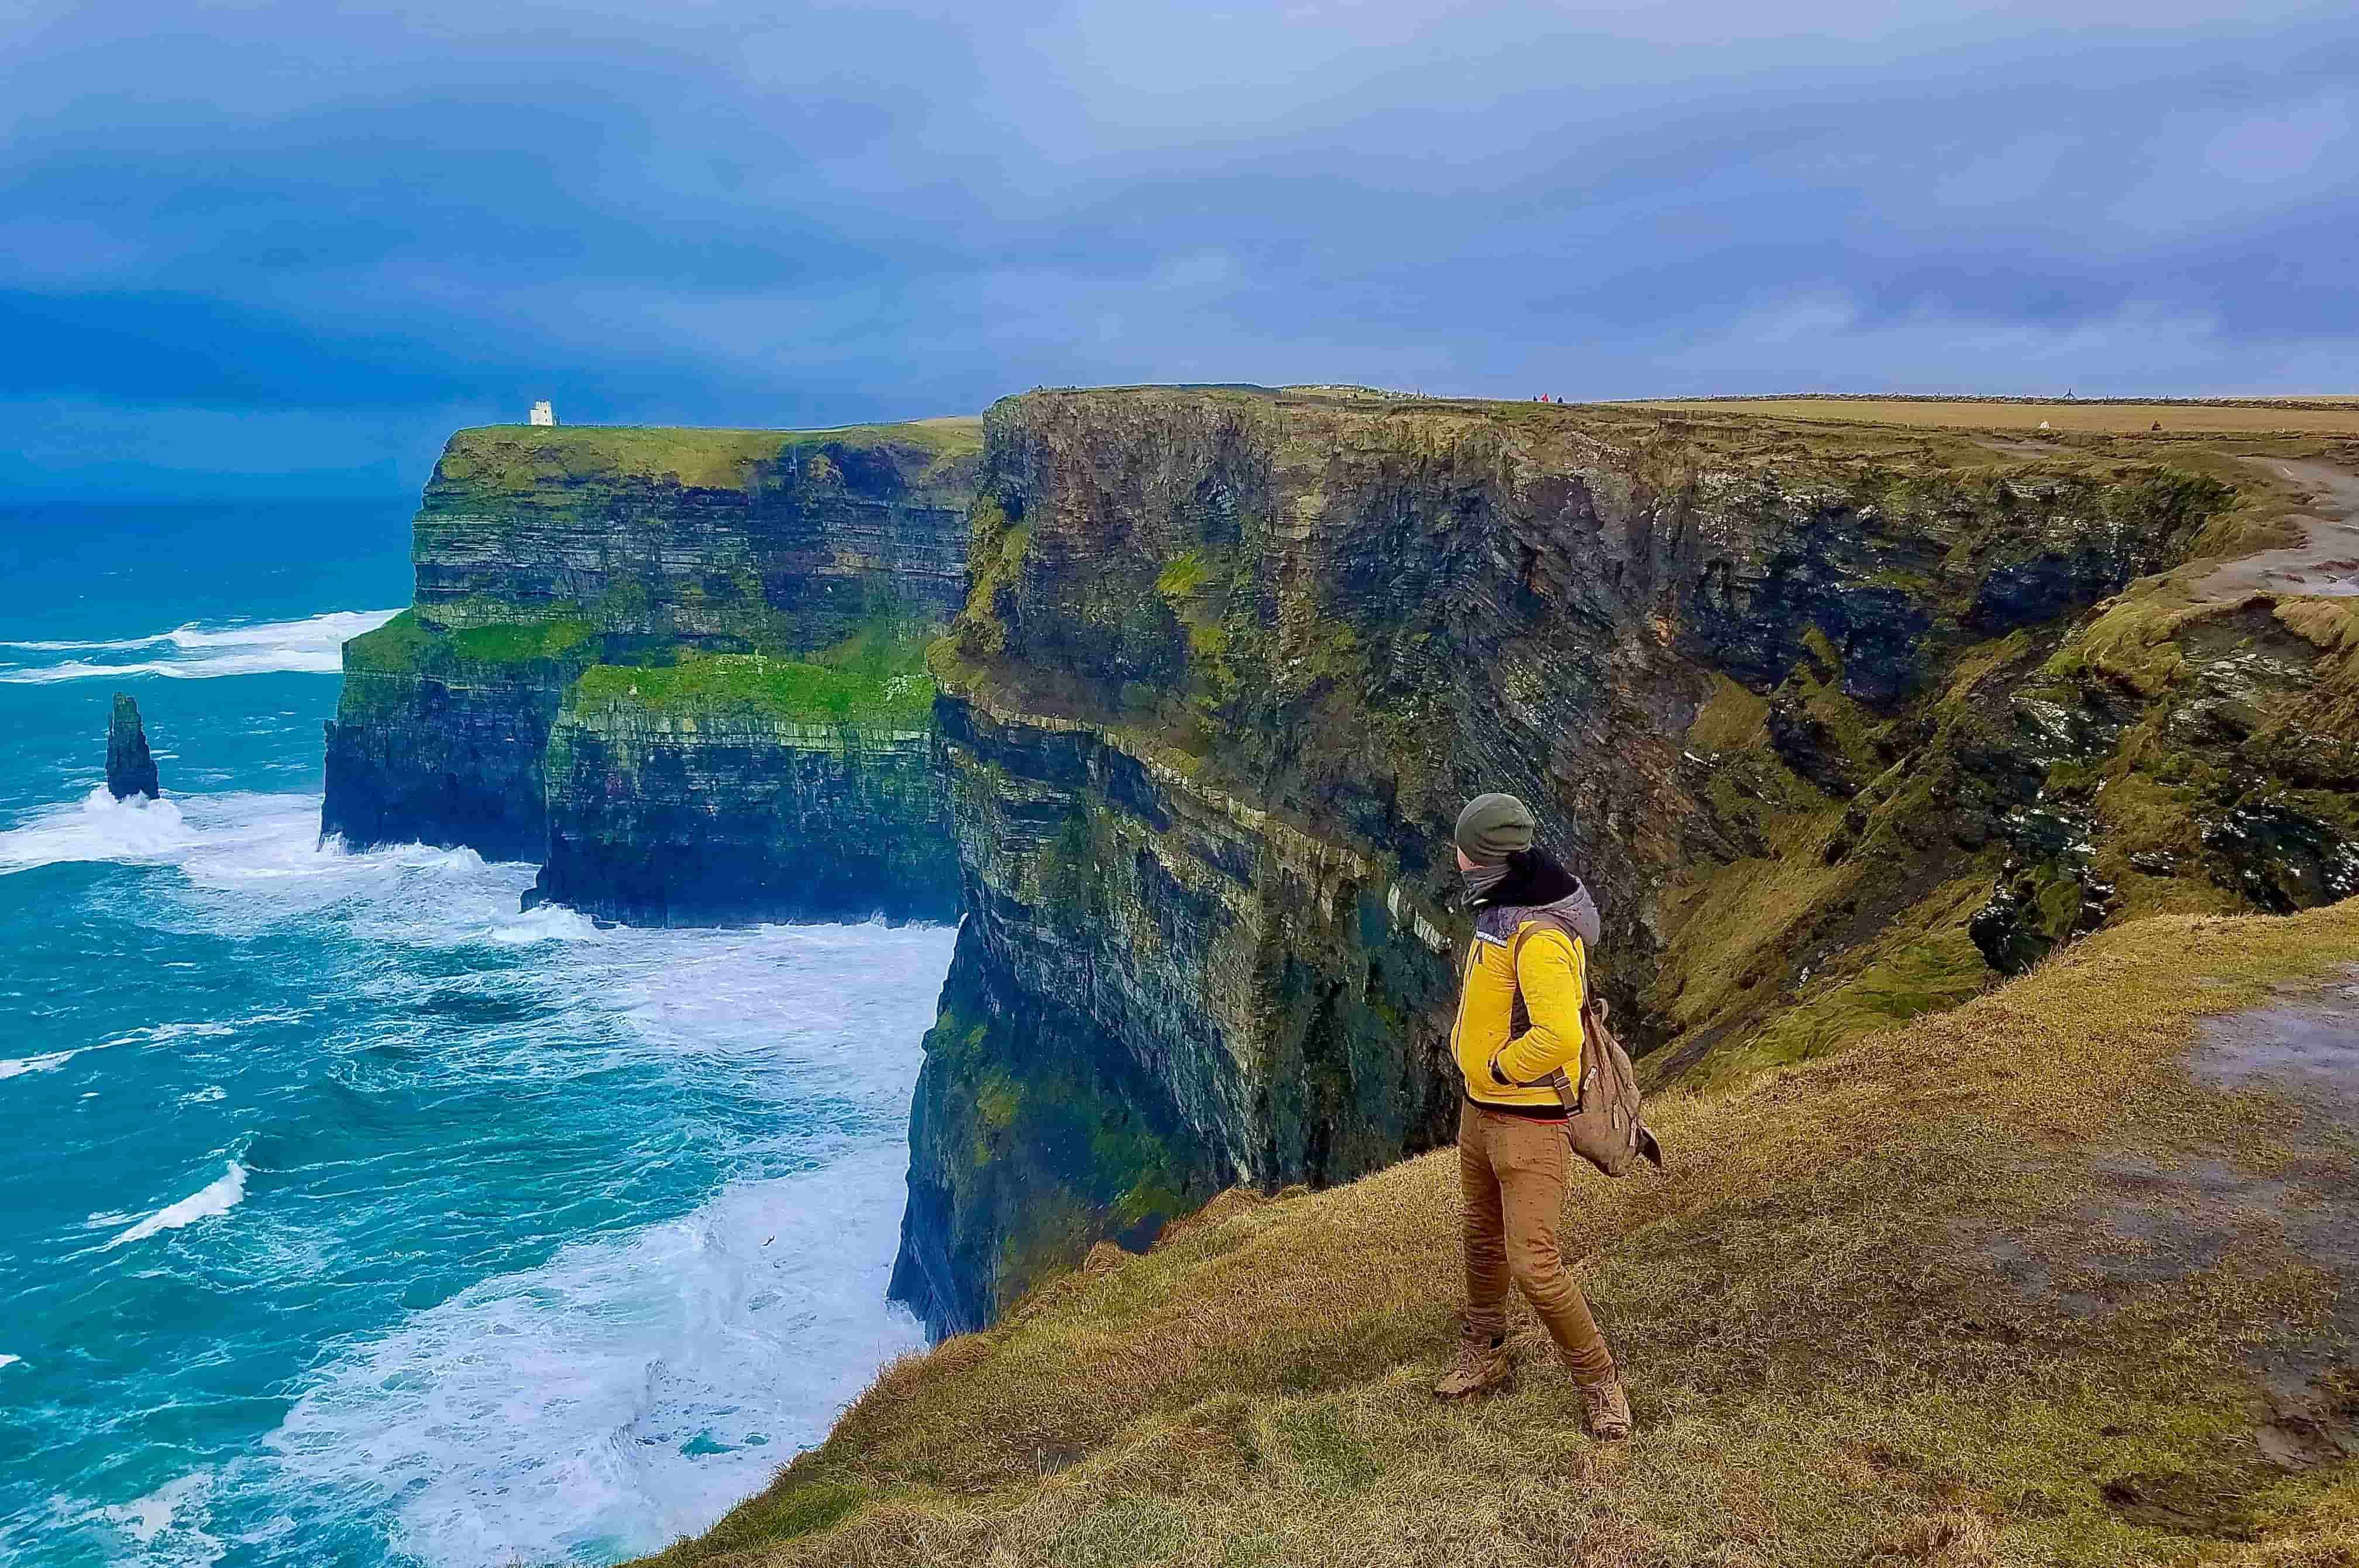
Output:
(2197, 458), (2359, 599)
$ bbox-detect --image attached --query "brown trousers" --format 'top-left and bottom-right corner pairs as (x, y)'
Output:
(1457, 1101), (1614, 1384)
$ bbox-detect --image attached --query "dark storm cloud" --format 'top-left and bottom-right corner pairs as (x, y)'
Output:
(3, 0), (2355, 492)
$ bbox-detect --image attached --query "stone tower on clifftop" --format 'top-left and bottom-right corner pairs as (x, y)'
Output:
(107, 692), (160, 800)
(529, 400), (555, 427)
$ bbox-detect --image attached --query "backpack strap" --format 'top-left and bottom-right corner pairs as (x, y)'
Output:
(1504, 918), (1592, 1114)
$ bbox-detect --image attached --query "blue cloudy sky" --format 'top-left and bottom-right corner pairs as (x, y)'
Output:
(5, 0), (2356, 496)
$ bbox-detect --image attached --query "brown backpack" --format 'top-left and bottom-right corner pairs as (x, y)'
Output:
(1508, 921), (1665, 1177)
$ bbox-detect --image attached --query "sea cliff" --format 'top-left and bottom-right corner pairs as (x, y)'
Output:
(322, 418), (981, 921)
(887, 387), (2359, 1333)
(327, 393), (2359, 1343)
(532, 644), (958, 925)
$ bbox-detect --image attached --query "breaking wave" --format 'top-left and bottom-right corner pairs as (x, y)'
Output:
(104, 1163), (249, 1251)
(0, 608), (397, 683)
(0, 787), (199, 874)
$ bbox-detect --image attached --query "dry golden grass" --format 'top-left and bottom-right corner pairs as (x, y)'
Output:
(637, 899), (2359, 1568)
(1627, 398), (2359, 437)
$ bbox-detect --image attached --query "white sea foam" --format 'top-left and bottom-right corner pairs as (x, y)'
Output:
(243, 910), (950, 1566)
(0, 789), (508, 934)
(0, 786), (198, 873)
(0, 608), (397, 683)
(267, 1147), (927, 1566)
(4, 780), (957, 1566)
(160, 612), (398, 651)
(482, 902), (601, 945)
(105, 1162), (247, 1250)
(0, 1017), (241, 1081)
(102, 1471), (225, 1568)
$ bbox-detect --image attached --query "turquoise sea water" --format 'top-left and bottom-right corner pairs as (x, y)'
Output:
(0, 501), (946, 1567)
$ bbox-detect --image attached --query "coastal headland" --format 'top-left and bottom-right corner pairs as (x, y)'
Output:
(328, 389), (2359, 1564)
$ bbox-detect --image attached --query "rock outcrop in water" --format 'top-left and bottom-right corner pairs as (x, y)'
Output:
(106, 692), (160, 800)
(322, 419), (982, 922)
(886, 388), (2359, 1334)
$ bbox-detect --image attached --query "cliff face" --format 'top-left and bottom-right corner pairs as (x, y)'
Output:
(889, 388), (2355, 1334)
(889, 675), (1457, 1332)
(531, 647), (958, 926)
(407, 421), (974, 642)
(322, 613), (591, 859)
(322, 420), (981, 917)
(329, 396), (2357, 1345)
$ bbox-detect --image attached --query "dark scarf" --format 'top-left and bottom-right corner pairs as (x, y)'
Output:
(1463, 847), (1581, 911)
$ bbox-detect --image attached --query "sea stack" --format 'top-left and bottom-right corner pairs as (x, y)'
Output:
(107, 692), (160, 801)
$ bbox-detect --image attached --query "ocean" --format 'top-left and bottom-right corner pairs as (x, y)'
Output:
(0, 498), (945, 1567)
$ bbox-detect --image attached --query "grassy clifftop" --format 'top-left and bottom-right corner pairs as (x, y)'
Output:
(431, 417), (984, 497)
(1628, 396), (2359, 439)
(341, 607), (596, 676)
(642, 897), (2359, 1567)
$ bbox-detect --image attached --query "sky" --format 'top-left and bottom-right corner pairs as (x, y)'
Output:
(4, 0), (2357, 497)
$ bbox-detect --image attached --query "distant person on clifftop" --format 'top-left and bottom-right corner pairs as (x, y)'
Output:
(1432, 792), (1631, 1440)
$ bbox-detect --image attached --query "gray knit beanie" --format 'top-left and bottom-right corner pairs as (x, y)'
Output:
(1454, 793), (1535, 864)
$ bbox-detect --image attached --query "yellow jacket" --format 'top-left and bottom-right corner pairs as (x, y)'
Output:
(1451, 918), (1587, 1113)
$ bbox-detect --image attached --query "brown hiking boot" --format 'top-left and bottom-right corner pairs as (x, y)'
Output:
(1432, 1336), (1514, 1399)
(1579, 1375), (1632, 1440)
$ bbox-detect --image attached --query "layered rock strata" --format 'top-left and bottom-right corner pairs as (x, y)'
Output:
(890, 387), (2358, 1333)
(531, 661), (958, 926)
(322, 419), (981, 919)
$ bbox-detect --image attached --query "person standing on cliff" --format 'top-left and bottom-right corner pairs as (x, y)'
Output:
(1432, 792), (1632, 1440)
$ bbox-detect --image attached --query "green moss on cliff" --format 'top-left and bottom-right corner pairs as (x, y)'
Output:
(567, 620), (937, 727)
(951, 494), (1029, 660)
(342, 609), (596, 676)
(572, 655), (932, 727)
(904, 957), (1221, 1330)
(1700, 876), (1992, 1086)
(341, 610), (431, 675)
(449, 617), (596, 662)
